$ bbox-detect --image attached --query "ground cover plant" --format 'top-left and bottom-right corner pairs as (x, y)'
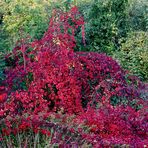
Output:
(0, 5), (148, 148)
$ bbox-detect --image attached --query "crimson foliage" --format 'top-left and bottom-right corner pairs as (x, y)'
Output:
(0, 6), (147, 147)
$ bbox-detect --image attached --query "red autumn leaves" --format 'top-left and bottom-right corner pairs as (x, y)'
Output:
(0, 6), (147, 147)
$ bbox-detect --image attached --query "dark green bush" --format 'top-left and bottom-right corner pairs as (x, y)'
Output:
(76, 0), (130, 54)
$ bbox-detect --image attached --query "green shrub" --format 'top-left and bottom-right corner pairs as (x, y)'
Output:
(113, 32), (148, 81)
(75, 0), (130, 54)
(128, 0), (148, 31)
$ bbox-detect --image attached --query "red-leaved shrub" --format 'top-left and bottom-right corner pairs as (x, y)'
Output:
(0, 6), (147, 147)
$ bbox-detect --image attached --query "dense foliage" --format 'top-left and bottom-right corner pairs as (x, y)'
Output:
(1, 0), (147, 82)
(79, 0), (129, 53)
(0, 6), (148, 147)
(0, 0), (51, 52)
(113, 31), (148, 81)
